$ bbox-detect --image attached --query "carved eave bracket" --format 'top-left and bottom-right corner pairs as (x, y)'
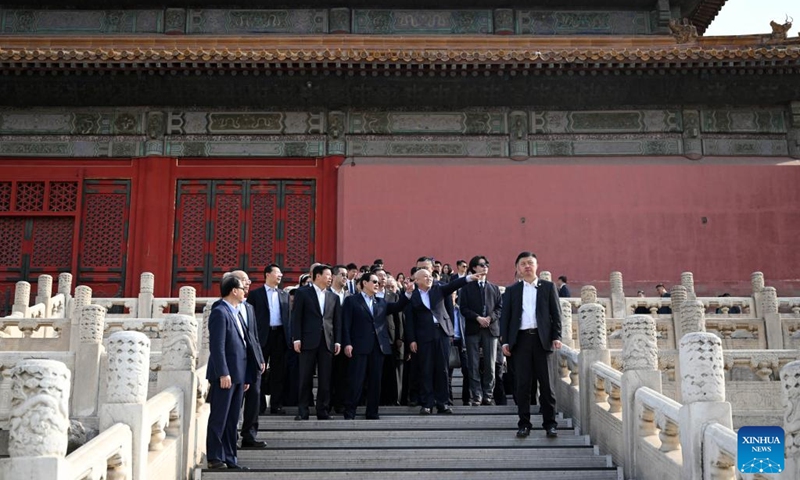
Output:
(669, 18), (699, 45)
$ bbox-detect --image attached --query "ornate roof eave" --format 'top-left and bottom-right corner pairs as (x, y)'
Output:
(1, 34), (799, 72)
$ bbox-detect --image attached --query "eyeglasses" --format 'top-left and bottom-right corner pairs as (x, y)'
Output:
(477, 263), (489, 267)
(370, 280), (379, 284)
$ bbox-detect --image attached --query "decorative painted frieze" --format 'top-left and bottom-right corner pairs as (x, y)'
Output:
(701, 139), (788, 156)
(187, 9), (327, 34)
(517, 10), (650, 35)
(353, 10), (492, 34)
(0, 111), (143, 136)
(530, 138), (682, 156)
(170, 111), (324, 135)
(166, 139), (325, 157)
(532, 110), (682, 134)
(349, 112), (504, 135)
(701, 109), (787, 133)
(0, 9), (162, 34)
(347, 137), (506, 157)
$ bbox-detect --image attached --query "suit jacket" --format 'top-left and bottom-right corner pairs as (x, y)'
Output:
(242, 301), (265, 366)
(291, 285), (342, 352)
(404, 276), (469, 344)
(247, 285), (292, 349)
(206, 301), (251, 384)
(381, 290), (404, 354)
(500, 279), (563, 352)
(459, 280), (502, 337)
(558, 285), (571, 298)
(343, 293), (409, 355)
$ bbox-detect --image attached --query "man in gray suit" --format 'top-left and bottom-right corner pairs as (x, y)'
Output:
(291, 264), (342, 420)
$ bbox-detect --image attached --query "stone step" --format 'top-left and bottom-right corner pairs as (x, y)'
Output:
(201, 469), (622, 480)
(260, 404), (521, 416)
(230, 447), (612, 470)
(248, 429), (591, 449)
(256, 415), (571, 431)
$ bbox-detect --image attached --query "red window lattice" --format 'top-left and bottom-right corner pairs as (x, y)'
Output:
(49, 182), (79, 212)
(80, 193), (126, 267)
(0, 182), (11, 211)
(31, 217), (74, 268)
(214, 194), (241, 267)
(178, 194), (206, 267)
(250, 192), (277, 267)
(16, 182), (45, 212)
(0, 217), (25, 267)
(284, 193), (312, 269)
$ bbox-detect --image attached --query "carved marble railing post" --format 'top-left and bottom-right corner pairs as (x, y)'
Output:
(36, 274), (53, 314)
(199, 303), (211, 366)
(678, 332), (732, 480)
(751, 271), (765, 318)
(11, 281), (31, 317)
(681, 272), (696, 300)
(72, 305), (106, 417)
(0, 360), (71, 479)
(100, 331), (152, 480)
(669, 285), (688, 348)
(609, 271), (626, 319)
(58, 272), (73, 318)
(69, 285), (92, 351)
(761, 287), (784, 350)
(156, 313), (199, 480)
(578, 301), (609, 436)
(138, 272), (155, 319)
(780, 360), (800, 479)
(675, 299), (706, 404)
(178, 286), (196, 316)
(560, 299), (574, 348)
(620, 314), (662, 479)
(581, 285), (598, 305)
(539, 271), (552, 282)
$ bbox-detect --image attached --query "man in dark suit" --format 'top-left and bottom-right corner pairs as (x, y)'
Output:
(291, 264), (342, 420)
(329, 264), (351, 413)
(343, 271), (412, 419)
(246, 264), (291, 416)
(501, 251), (563, 439)
(228, 271), (266, 449)
(405, 268), (480, 414)
(460, 256), (502, 406)
(557, 276), (571, 298)
(206, 275), (259, 470)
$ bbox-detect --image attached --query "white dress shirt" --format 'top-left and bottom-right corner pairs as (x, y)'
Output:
(520, 278), (538, 330)
(266, 285), (282, 327)
(223, 299), (246, 343)
(361, 292), (374, 315)
(418, 288), (439, 324)
(313, 284), (326, 314)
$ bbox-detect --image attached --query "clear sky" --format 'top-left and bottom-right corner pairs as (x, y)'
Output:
(705, 0), (798, 37)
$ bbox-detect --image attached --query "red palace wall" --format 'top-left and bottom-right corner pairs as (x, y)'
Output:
(337, 162), (800, 296)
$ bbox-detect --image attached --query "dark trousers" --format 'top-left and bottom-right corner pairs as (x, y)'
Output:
(263, 326), (288, 411)
(207, 380), (244, 464)
(331, 351), (350, 411)
(380, 353), (400, 405)
(401, 352), (420, 406)
(298, 343), (333, 418)
(513, 330), (556, 430)
(417, 327), (451, 409)
(346, 347), (385, 418)
(240, 371), (261, 442)
(447, 337), (470, 405)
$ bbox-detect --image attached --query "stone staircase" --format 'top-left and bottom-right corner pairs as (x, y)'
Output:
(200, 403), (621, 479)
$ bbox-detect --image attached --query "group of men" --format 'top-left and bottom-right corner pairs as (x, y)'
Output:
(205, 251), (564, 469)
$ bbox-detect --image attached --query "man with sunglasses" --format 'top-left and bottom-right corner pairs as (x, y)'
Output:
(459, 256), (502, 406)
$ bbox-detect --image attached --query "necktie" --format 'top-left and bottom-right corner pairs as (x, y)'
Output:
(236, 311), (247, 344)
(479, 282), (487, 316)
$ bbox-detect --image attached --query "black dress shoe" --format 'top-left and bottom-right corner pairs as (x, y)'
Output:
(419, 407), (432, 415)
(270, 407), (284, 415)
(225, 463), (250, 470)
(207, 460), (227, 469)
(317, 414), (331, 420)
(343, 414), (355, 420)
(365, 415), (380, 420)
(241, 439), (267, 448)
(516, 427), (531, 438)
(481, 398), (495, 406)
(437, 406), (453, 414)
(546, 427), (559, 438)
(294, 415), (309, 420)
(468, 399), (481, 406)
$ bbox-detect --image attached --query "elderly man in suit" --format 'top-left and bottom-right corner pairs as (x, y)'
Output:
(206, 274), (259, 470)
(227, 270), (266, 449)
(501, 251), (563, 439)
(405, 267), (482, 414)
(291, 264), (342, 420)
(329, 264), (351, 414)
(247, 264), (291, 416)
(342, 271), (412, 419)
(459, 256), (502, 406)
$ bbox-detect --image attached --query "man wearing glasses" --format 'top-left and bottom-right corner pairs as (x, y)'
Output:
(342, 272), (412, 419)
(459, 256), (502, 406)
